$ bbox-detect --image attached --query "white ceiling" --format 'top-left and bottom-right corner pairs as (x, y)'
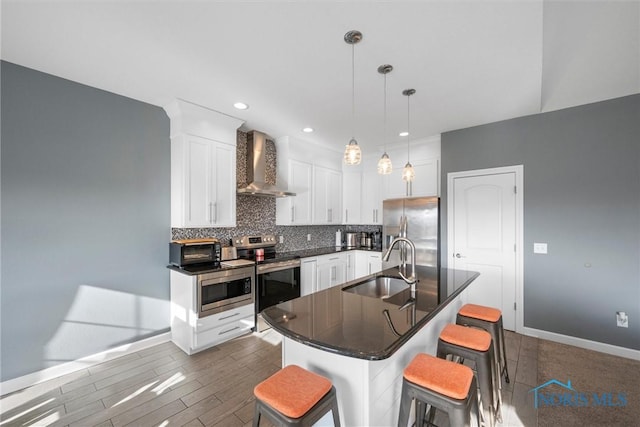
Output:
(2, 1), (639, 154)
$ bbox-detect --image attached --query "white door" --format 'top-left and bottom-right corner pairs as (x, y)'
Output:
(449, 167), (522, 331)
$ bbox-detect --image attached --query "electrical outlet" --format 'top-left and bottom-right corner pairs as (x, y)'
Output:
(307, 234), (311, 242)
(616, 311), (628, 328)
(533, 242), (548, 254)
(279, 235), (284, 244)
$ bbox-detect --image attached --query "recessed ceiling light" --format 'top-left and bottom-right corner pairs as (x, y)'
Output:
(233, 102), (249, 110)
(399, 131), (409, 137)
(302, 127), (314, 133)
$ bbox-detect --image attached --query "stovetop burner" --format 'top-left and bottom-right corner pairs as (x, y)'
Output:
(233, 234), (300, 264)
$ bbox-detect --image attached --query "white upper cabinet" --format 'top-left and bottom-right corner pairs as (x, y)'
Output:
(381, 137), (441, 199)
(342, 171), (362, 225)
(174, 135), (236, 227)
(383, 157), (440, 199)
(165, 99), (243, 228)
(313, 166), (342, 225)
(275, 136), (343, 226)
(361, 171), (383, 224)
(276, 160), (313, 225)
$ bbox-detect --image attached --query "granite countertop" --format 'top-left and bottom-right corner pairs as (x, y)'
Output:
(168, 246), (381, 276)
(282, 245), (382, 259)
(261, 265), (479, 360)
(167, 262), (255, 276)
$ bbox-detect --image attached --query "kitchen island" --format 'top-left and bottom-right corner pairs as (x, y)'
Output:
(262, 265), (479, 426)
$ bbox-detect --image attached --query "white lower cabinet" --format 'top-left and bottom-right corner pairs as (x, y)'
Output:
(301, 251), (383, 295)
(301, 257), (318, 296)
(366, 253), (382, 276)
(354, 251), (383, 278)
(316, 253), (347, 291)
(192, 305), (254, 350)
(170, 271), (254, 355)
(345, 251), (356, 281)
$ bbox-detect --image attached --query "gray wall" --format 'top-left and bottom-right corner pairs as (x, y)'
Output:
(1, 61), (171, 381)
(441, 94), (640, 350)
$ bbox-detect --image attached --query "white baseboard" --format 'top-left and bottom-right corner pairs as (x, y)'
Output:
(0, 332), (171, 397)
(523, 327), (640, 361)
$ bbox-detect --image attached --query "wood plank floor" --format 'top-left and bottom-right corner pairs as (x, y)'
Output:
(0, 330), (546, 426)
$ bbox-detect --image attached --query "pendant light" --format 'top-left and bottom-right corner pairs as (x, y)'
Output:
(377, 64), (393, 175)
(402, 88), (416, 182)
(343, 30), (362, 165)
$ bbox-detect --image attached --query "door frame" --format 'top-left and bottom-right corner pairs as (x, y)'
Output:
(447, 165), (524, 333)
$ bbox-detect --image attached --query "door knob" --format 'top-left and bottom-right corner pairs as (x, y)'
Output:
(455, 253), (465, 258)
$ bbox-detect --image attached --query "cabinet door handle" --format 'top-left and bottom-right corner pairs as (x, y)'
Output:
(219, 326), (241, 335)
(213, 202), (218, 223)
(345, 209), (348, 223)
(331, 265), (336, 281)
(291, 206), (295, 223)
(219, 312), (240, 321)
(209, 202), (213, 223)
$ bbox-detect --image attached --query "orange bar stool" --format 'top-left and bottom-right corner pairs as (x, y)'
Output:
(398, 353), (480, 427)
(253, 364), (341, 426)
(437, 324), (500, 427)
(457, 303), (510, 384)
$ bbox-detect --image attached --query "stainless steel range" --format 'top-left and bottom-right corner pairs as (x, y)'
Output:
(233, 235), (301, 331)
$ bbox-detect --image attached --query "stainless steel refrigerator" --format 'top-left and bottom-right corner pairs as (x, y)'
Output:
(382, 197), (440, 270)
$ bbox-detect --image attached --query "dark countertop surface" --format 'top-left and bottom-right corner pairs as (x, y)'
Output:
(167, 262), (255, 276)
(281, 245), (382, 259)
(168, 246), (382, 276)
(262, 265), (479, 360)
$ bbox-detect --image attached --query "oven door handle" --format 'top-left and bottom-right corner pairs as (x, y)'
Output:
(257, 259), (301, 274)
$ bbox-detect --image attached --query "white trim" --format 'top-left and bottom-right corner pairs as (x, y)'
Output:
(0, 332), (171, 396)
(524, 327), (640, 361)
(447, 164), (524, 334)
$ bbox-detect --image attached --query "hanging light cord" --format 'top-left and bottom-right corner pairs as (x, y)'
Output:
(383, 72), (387, 152)
(406, 93), (411, 162)
(351, 43), (355, 140)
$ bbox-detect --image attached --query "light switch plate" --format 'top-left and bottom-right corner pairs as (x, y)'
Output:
(533, 242), (548, 254)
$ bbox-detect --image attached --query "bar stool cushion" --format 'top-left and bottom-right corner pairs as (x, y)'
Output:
(403, 353), (474, 400)
(459, 303), (501, 323)
(440, 324), (492, 352)
(254, 365), (332, 419)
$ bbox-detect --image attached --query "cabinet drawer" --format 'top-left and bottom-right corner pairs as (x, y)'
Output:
(194, 315), (254, 349)
(195, 303), (254, 332)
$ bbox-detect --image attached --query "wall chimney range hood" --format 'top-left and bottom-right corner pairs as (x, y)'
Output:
(237, 131), (296, 198)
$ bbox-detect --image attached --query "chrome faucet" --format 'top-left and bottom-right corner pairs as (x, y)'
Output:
(383, 236), (417, 288)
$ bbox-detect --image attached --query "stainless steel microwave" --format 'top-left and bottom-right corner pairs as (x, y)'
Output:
(198, 266), (254, 317)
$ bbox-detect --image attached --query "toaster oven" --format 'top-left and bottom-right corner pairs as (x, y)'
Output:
(170, 239), (221, 268)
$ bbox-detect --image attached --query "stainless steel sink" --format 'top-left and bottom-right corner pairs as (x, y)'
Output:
(342, 276), (408, 299)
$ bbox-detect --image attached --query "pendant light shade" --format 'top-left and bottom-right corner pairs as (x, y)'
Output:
(377, 64), (393, 175)
(402, 161), (415, 182)
(378, 152), (393, 174)
(402, 88), (416, 183)
(344, 138), (362, 164)
(344, 30), (363, 165)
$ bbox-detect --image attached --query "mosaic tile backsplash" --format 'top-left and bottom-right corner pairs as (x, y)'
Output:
(171, 130), (381, 252)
